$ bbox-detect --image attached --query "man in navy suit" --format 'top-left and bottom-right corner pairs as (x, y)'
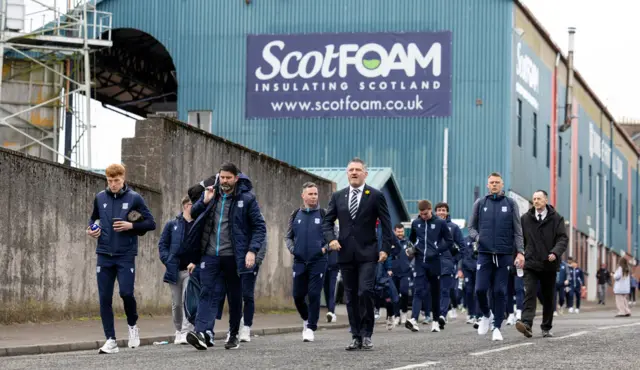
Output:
(322, 157), (393, 351)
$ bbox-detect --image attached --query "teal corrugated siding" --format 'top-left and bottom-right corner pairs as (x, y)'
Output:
(96, 0), (513, 221)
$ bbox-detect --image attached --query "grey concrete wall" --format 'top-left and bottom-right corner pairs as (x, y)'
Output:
(0, 116), (333, 323)
(121, 116), (333, 308)
(0, 147), (164, 323)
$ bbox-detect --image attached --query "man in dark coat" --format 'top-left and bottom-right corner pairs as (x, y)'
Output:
(516, 190), (568, 338)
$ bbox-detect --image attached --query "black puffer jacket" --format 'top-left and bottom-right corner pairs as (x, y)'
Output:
(520, 205), (568, 272)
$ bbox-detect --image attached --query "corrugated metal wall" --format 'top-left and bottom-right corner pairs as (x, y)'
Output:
(97, 0), (514, 220)
(511, 10), (640, 258)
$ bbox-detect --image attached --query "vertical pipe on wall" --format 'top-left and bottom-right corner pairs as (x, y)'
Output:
(550, 54), (560, 207)
(443, 127), (449, 203)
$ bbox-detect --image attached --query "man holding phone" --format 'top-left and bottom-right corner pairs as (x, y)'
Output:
(86, 163), (156, 354)
(184, 162), (266, 351)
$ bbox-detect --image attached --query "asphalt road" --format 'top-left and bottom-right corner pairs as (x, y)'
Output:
(3, 310), (638, 370)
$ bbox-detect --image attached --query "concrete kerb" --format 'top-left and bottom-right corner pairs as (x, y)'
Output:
(0, 323), (351, 358)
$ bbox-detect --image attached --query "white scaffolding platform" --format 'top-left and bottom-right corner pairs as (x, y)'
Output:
(0, 0), (113, 169)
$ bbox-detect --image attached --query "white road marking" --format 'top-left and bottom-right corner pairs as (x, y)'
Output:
(469, 342), (534, 356)
(387, 361), (440, 370)
(550, 331), (589, 340)
(596, 322), (640, 330)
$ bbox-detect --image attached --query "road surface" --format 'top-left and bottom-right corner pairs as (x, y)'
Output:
(3, 310), (638, 369)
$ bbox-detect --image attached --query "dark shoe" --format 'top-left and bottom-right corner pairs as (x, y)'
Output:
(515, 320), (532, 338)
(362, 337), (373, 350)
(204, 331), (214, 347)
(541, 330), (553, 338)
(438, 315), (446, 330)
(346, 337), (362, 351)
(186, 331), (207, 350)
(624, 313), (631, 317)
(225, 335), (240, 350)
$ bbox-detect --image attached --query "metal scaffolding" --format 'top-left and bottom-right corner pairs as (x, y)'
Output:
(0, 0), (112, 169)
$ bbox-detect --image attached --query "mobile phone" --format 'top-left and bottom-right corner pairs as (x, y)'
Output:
(112, 217), (123, 223)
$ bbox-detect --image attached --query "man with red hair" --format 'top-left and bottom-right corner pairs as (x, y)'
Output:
(86, 163), (157, 354)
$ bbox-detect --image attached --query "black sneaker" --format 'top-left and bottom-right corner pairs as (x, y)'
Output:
(515, 320), (532, 338)
(438, 315), (446, 330)
(186, 331), (208, 350)
(204, 331), (215, 347)
(225, 335), (240, 350)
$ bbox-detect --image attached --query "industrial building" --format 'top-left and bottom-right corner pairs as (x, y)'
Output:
(2, 1), (638, 300)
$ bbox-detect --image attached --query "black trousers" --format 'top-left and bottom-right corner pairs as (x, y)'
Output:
(340, 261), (377, 339)
(521, 269), (556, 331)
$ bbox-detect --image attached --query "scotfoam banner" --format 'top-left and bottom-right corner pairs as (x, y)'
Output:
(245, 31), (452, 119)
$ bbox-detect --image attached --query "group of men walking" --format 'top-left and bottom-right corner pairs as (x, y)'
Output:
(86, 161), (573, 354)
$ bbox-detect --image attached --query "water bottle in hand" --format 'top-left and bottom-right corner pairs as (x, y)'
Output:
(516, 261), (524, 277)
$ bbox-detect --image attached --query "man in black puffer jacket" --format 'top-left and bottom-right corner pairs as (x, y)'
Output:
(516, 190), (568, 339)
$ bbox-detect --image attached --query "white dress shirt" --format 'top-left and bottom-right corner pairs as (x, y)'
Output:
(536, 208), (548, 221)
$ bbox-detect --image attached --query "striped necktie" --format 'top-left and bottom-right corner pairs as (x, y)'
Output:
(349, 188), (360, 219)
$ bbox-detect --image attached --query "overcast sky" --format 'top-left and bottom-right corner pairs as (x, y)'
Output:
(24, 1), (640, 169)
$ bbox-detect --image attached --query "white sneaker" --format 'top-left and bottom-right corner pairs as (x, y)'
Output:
(128, 325), (140, 348)
(400, 312), (407, 324)
(516, 309), (522, 320)
(239, 325), (251, 342)
(405, 318), (420, 332)
(492, 328), (503, 341)
(326, 312), (337, 323)
(174, 331), (183, 345)
(506, 314), (515, 326)
(466, 317), (475, 324)
(386, 317), (396, 330)
(393, 316), (400, 326)
(575, 309), (579, 314)
(431, 322), (440, 333)
(477, 316), (491, 335)
(569, 307), (575, 313)
(99, 338), (119, 354)
(553, 311), (558, 317)
(302, 328), (314, 342)
(450, 309), (458, 319)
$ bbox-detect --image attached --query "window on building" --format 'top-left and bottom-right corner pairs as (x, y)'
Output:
(532, 113), (538, 157)
(187, 110), (213, 132)
(517, 99), (522, 147)
(546, 124), (550, 168)
(579, 155), (583, 193)
(619, 194), (622, 224)
(589, 165), (593, 200)
(633, 205), (635, 234)
(558, 136), (563, 177)
(612, 187), (616, 219)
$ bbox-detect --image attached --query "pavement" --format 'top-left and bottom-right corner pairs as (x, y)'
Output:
(0, 307), (352, 357)
(1, 301), (632, 369)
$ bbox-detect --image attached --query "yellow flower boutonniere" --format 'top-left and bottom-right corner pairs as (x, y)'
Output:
(364, 190), (370, 195)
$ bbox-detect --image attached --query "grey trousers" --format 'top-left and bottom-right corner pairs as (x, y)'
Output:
(597, 284), (606, 303)
(171, 270), (194, 333)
